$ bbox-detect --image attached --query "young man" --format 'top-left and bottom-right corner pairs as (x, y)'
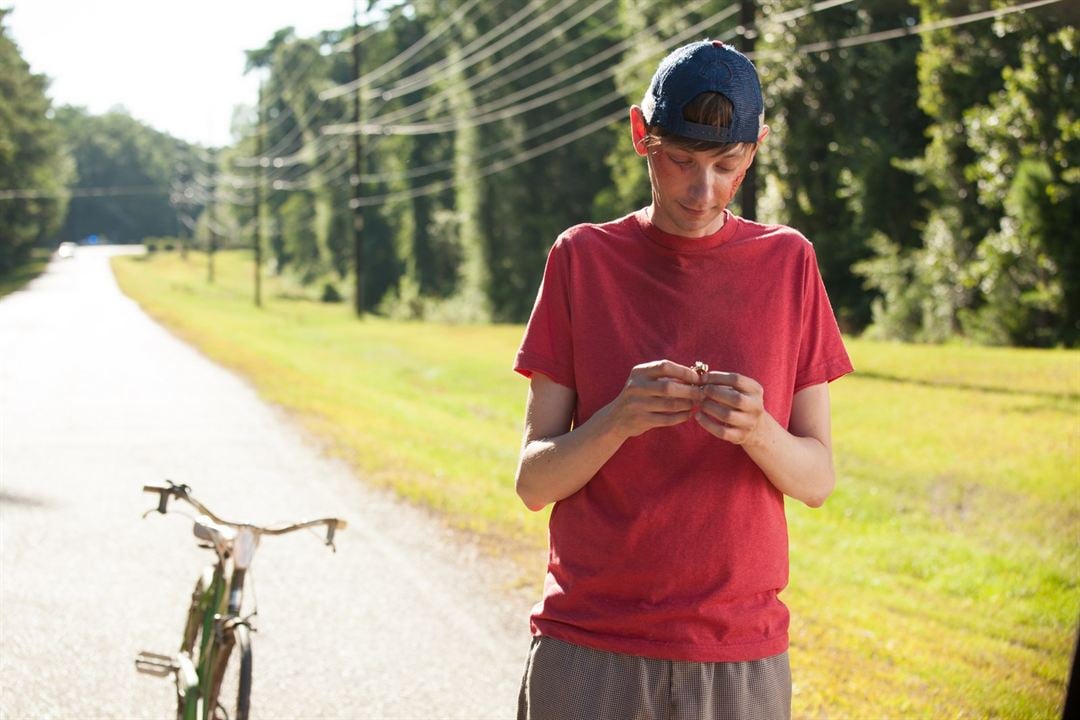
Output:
(512, 40), (853, 720)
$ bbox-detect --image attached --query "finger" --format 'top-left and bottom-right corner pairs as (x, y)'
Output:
(703, 371), (762, 395)
(702, 384), (750, 410)
(623, 392), (695, 415)
(699, 400), (752, 427)
(634, 393), (696, 413)
(647, 410), (694, 427)
(638, 359), (698, 384)
(644, 377), (702, 401)
(694, 410), (740, 441)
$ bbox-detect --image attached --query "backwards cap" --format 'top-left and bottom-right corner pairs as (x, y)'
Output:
(641, 40), (764, 144)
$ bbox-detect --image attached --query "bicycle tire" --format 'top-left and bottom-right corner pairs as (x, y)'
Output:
(210, 622), (252, 720)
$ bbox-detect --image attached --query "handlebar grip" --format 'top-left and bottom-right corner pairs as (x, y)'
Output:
(143, 485), (171, 514)
(325, 519), (347, 548)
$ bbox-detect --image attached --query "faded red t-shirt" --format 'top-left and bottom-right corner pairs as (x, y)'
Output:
(514, 208), (853, 663)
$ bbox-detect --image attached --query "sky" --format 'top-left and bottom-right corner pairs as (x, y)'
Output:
(5, 0), (372, 147)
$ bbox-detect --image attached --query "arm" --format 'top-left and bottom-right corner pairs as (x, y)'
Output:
(696, 376), (836, 508)
(514, 361), (700, 512)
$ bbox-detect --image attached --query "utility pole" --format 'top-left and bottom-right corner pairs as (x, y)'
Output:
(207, 154), (217, 284)
(351, 0), (365, 316)
(254, 79), (264, 308)
(739, 0), (758, 222)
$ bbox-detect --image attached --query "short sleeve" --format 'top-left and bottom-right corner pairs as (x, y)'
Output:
(794, 245), (854, 392)
(514, 237), (576, 390)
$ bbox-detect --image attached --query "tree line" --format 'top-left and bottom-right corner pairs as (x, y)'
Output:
(1, 1), (1076, 346)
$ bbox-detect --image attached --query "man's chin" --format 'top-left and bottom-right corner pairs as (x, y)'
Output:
(675, 213), (723, 237)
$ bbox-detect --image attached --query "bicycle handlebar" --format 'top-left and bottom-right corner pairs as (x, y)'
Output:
(142, 480), (347, 549)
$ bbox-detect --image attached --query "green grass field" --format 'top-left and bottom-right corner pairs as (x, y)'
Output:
(113, 250), (1079, 718)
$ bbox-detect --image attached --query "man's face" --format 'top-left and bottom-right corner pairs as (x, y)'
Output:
(644, 140), (753, 238)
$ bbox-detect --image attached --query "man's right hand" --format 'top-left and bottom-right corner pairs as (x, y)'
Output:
(604, 360), (701, 440)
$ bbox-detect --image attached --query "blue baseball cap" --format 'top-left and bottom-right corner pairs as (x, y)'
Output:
(641, 40), (764, 144)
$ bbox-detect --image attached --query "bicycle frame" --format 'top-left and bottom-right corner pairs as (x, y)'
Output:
(137, 481), (344, 720)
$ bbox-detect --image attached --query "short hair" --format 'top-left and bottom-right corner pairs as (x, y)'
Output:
(644, 92), (757, 157)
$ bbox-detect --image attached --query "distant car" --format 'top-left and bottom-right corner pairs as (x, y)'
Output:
(57, 242), (77, 259)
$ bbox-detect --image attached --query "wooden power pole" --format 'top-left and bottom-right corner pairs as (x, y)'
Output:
(351, 0), (365, 316)
(254, 80), (264, 308)
(740, 0), (758, 222)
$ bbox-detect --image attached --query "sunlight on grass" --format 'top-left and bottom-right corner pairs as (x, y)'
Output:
(113, 250), (1079, 718)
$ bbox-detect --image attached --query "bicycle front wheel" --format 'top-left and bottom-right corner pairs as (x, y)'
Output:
(211, 622), (252, 720)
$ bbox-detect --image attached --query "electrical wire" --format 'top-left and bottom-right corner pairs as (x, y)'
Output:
(344, 0), (1060, 209)
(323, 0), (730, 137)
(320, 0), (494, 100)
(751, 0), (1064, 59)
(379, 0), (587, 102)
(368, 0), (617, 126)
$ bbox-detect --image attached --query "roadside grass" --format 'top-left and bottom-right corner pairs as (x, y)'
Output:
(113, 250), (1079, 718)
(0, 248), (53, 298)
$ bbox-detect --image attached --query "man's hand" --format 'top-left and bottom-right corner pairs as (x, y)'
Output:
(605, 360), (700, 440)
(695, 371), (768, 446)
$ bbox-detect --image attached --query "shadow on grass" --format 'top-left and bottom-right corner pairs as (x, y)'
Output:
(855, 370), (1080, 402)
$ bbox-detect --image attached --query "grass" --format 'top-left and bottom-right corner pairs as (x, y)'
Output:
(0, 248), (53, 298)
(113, 250), (1079, 718)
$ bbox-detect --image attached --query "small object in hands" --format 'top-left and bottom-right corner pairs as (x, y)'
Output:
(692, 361), (709, 379)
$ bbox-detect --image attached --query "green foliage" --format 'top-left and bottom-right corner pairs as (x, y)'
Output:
(961, 160), (1070, 346)
(7, 1), (1070, 347)
(52, 106), (197, 244)
(0, 9), (73, 273)
(758, 0), (927, 331)
(896, 1), (1077, 346)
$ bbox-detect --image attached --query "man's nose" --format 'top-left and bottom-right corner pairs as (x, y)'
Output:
(687, 169), (714, 202)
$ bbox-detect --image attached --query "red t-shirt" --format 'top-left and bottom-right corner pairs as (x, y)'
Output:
(514, 208), (853, 663)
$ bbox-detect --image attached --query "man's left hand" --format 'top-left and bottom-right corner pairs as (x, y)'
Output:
(695, 371), (768, 446)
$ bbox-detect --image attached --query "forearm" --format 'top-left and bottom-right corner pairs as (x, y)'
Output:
(742, 412), (835, 508)
(515, 404), (625, 512)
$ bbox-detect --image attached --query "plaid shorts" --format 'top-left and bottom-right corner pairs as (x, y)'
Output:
(517, 636), (791, 720)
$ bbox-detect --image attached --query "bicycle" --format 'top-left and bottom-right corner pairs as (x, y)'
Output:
(135, 480), (347, 720)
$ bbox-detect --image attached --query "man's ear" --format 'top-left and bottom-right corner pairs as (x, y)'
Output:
(630, 106), (649, 157)
(743, 125), (770, 168)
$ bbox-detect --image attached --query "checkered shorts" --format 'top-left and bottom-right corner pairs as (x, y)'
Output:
(517, 636), (791, 720)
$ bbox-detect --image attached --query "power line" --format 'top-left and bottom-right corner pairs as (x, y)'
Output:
(367, 0), (618, 127)
(0, 186), (168, 201)
(751, 0), (1064, 59)
(320, 0), (495, 101)
(344, 0), (1057, 209)
(379, 0), (587, 102)
(323, 0), (726, 137)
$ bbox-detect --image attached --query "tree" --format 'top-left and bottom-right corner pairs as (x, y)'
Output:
(53, 106), (187, 243)
(0, 8), (73, 272)
(756, 0), (927, 332)
(962, 25), (1079, 345)
(859, 0), (1077, 346)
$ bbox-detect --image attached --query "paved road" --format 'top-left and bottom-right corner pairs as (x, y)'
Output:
(0, 247), (533, 719)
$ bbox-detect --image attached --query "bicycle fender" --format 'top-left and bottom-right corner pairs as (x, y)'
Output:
(175, 651), (200, 720)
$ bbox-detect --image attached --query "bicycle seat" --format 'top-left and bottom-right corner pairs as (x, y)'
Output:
(193, 515), (237, 545)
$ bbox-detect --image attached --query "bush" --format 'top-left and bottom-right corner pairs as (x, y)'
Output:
(320, 282), (343, 304)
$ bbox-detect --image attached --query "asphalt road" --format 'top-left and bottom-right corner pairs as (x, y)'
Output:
(0, 246), (533, 719)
